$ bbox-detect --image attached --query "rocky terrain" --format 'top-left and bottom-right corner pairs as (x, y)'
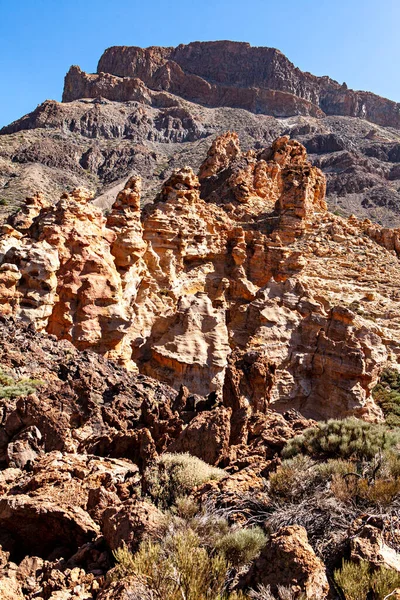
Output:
(2, 41), (400, 226)
(0, 134), (400, 597)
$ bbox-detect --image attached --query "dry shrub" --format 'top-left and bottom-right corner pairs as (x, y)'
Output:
(331, 474), (400, 507)
(158, 506), (230, 551)
(268, 455), (317, 501)
(144, 452), (225, 509)
(113, 531), (248, 600)
(249, 585), (302, 600)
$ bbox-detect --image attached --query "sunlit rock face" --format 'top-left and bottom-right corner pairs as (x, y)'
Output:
(2, 133), (400, 420)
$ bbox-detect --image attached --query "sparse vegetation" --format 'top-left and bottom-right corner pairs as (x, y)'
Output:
(373, 368), (400, 427)
(215, 527), (267, 567)
(112, 532), (247, 600)
(144, 452), (226, 509)
(0, 366), (43, 399)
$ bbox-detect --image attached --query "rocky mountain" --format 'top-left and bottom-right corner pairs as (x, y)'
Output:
(2, 42), (400, 599)
(2, 41), (400, 227)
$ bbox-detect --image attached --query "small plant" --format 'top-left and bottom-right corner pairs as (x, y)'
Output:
(144, 452), (225, 509)
(282, 418), (400, 461)
(269, 455), (317, 501)
(0, 198), (8, 206)
(0, 367), (43, 399)
(215, 527), (267, 567)
(334, 560), (371, 600)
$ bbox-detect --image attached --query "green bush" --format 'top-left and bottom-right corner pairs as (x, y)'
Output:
(215, 527), (267, 567)
(113, 532), (247, 600)
(373, 368), (400, 427)
(334, 560), (371, 600)
(144, 452), (225, 509)
(0, 367), (43, 399)
(334, 559), (400, 599)
(282, 418), (400, 461)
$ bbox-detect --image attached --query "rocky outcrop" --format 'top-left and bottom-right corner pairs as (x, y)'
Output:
(350, 525), (400, 572)
(0, 134), (398, 421)
(198, 131), (241, 180)
(102, 499), (164, 552)
(241, 525), (330, 599)
(61, 41), (400, 130)
(167, 406), (232, 465)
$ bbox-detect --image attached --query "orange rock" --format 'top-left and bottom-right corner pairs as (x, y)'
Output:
(241, 525), (329, 599)
(0, 134), (396, 421)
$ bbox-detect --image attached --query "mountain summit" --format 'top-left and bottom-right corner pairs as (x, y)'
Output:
(64, 41), (400, 128)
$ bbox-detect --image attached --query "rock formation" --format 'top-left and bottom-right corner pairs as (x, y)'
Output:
(241, 525), (330, 598)
(2, 41), (400, 600)
(1, 134), (399, 423)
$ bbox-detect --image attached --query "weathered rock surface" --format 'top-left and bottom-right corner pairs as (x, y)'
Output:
(1, 135), (399, 422)
(350, 525), (400, 572)
(101, 499), (164, 552)
(241, 525), (330, 599)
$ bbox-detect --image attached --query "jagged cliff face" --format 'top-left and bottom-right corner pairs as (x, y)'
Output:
(1, 133), (400, 421)
(64, 41), (400, 129)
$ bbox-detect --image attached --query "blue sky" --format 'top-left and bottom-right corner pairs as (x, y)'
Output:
(0, 0), (399, 128)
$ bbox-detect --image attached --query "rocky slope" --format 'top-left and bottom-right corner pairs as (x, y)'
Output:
(2, 41), (400, 226)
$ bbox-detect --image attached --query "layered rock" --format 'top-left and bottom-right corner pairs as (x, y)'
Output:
(62, 41), (400, 130)
(1, 134), (399, 421)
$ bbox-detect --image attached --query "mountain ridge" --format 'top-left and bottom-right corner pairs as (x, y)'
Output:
(61, 41), (400, 129)
(2, 40), (400, 229)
